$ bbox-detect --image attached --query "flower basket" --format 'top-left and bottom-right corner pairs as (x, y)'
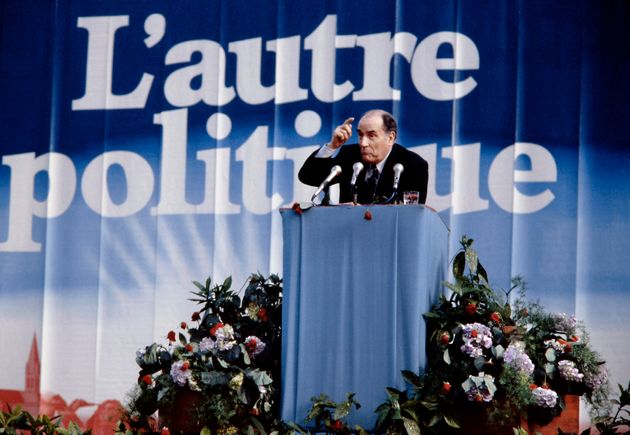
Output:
(124, 274), (283, 434)
(374, 236), (611, 435)
(523, 394), (579, 435)
(158, 388), (203, 433)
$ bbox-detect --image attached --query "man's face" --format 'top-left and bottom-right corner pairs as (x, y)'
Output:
(357, 113), (395, 165)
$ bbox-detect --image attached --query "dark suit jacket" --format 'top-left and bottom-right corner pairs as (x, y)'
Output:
(298, 144), (429, 204)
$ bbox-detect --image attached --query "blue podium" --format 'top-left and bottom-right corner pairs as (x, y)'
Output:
(280, 205), (449, 429)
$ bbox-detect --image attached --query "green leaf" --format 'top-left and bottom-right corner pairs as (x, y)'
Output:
(427, 413), (442, 427)
(443, 348), (451, 365)
(401, 370), (422, 387)
(443, 414), (460, 428)
(477, 261), (489, 284)
(402, 416), (421, 435)
(453, 252), (466, 278)
(201, 371), (230, 385)
(465, 248), (478, 274)
(222, 276), (233, 290)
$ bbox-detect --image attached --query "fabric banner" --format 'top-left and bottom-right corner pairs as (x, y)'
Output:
(0, 0), (628, 431)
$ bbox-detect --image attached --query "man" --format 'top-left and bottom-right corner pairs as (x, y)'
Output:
(298, 109), (429, 204)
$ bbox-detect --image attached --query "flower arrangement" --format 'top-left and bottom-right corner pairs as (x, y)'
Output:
(375, 236), (610, 434)
(123, 273), (283, 434)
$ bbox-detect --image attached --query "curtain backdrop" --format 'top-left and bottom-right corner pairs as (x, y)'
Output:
(1, 0), (628, 431)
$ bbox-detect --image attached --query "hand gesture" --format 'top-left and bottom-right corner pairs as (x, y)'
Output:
(330, 117), (355, 149)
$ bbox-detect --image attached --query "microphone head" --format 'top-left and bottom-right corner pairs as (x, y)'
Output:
(352, 161), (364, 173)
(393, 163), (404, 175)
(331, 165), (342, 176)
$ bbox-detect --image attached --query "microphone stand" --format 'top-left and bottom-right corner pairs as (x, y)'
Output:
(321, 186), (331, 206)
(384, 189), (399, 204)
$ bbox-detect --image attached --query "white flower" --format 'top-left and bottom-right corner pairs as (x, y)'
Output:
(170, 360), (192, 386)
(245, 336), (266, 357)
(199, 336), (216, 353)
(532, 387), (558, 408)
(558, 360), (584, 382)
(504, 342), (535, 375)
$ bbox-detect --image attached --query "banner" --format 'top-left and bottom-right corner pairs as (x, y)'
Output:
(1, 0), (628, 431)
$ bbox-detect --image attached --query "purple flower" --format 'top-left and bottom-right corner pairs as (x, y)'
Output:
(504, 342), (534, 375)
(558, 360), (584, 382)
(460, 323), (493, 358)
(532, 387), (558, 408)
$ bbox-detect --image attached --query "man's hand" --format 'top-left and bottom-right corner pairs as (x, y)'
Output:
(330, 117), (355, 149)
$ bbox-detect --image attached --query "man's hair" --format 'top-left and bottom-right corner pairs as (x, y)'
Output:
(363, 109), (398, 139)
(381, 111), (397, 139)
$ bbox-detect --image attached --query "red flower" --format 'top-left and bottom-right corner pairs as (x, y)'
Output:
(161, 427), (171, 435)
(439, 332), (450, 345)
(329, 420), (343, 430)
(167, 330), (176, 342)
(181, 361), (190, 370)
(258, 308), (269, 322)
(564, 343), (573, 353)
(529, 383), (538, 390)
(442, 381), (452, 394)
(141, 374), (153, 385)
(490, 312), (501, 323)
(570, 335), (579, 342)
(466, 303), (477, 315)
(364, 210), (372, 220)
(180, 321), (187, 330)
(191, 311), (201, 322)
(471, 329), (478, 338)
(185, 344), (193, 352)
(210, 322), (224, 337)
(292, 202), (303, 215)
(250, 407), (260, 416)
(246, 338), (258, 351)
(474, 394), (483, 402)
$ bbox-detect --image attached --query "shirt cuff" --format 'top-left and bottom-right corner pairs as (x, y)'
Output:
(315, 143), (340, 158)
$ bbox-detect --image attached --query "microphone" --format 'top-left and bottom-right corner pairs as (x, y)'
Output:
(311, 165), (342, 201)
(392, 163), (404, 190)
(350, 162), (364, 188)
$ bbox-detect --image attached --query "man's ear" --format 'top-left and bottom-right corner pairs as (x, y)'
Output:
(387, 130), (396, 144)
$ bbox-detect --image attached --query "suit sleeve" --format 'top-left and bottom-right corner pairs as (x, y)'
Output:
(298, 148), (345, 187)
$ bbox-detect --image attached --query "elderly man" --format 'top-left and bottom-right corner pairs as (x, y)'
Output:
(298, 109), (429, 204)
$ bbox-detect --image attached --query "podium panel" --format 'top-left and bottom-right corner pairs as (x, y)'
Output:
(280, 205), (449, 429)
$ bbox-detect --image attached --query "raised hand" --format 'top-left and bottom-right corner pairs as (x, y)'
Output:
(330, 117), (355, 149)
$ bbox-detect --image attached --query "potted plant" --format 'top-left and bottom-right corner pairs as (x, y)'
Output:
(375, 236), (610, 434)
(123, 273), (283, 434)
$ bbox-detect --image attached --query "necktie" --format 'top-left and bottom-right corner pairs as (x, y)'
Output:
(367, 166), (380, 201)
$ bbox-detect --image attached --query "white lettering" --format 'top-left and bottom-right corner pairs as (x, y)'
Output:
(410, 31), (479, 101)
(267, 36), (308, 104)
(228, 38), (275, 105)
(82, 151), (154, 217)
(304, 15), (355, 102)
(488, 143), (557, 214)
(164, 40), (235, 107)
(0, 152), (76, 252)
(235, 127), (285, 214)
(354, 32), (417, 101)
(72, 16), (154, 110)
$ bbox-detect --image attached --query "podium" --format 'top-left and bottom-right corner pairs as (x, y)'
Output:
(280, 205), (449, 429)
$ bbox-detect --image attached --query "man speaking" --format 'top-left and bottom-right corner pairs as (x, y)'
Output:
(298, 109), (429, 205)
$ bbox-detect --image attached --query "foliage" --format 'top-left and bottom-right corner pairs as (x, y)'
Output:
(583, 380), (630, 434)
(123, 273), (283, 434)
(284, 393), (367, 435)
(0, 404), (88, 434)
(374, 236), (611, 434)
